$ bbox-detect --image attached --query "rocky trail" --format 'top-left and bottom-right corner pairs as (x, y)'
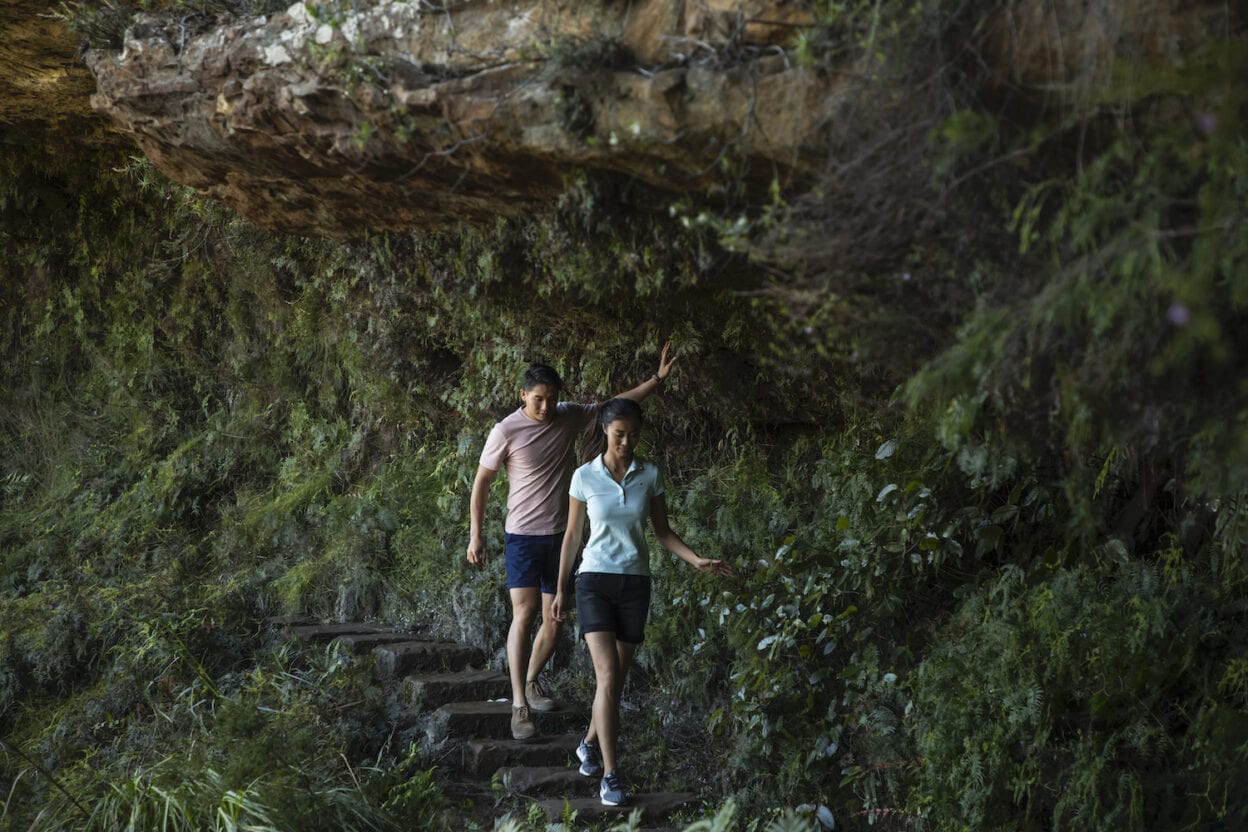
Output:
(276, 619), (697, 831)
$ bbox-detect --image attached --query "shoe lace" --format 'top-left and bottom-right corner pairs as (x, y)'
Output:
(603, 772), (621, 791)
(514, 705), (530, 719)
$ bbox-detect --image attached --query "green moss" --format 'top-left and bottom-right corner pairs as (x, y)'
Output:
(6, 4), (1248, 829)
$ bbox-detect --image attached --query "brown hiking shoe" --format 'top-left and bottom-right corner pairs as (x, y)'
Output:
(511, 704), (536, 741)
(525, 678), (558, 712)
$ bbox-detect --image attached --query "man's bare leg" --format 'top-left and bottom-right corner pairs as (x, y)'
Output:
(507, 586), (541, 705)
(526, 591), (561, 684)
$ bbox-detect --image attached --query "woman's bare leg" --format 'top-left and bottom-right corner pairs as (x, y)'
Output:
(583, 632), (637, 773)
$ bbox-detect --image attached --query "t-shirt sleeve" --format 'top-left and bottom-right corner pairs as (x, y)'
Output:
(569, 466), (587, 502)
(479, 423), (507, 471)
(569, 401), (599, 431)
(650, 465), (665, 498)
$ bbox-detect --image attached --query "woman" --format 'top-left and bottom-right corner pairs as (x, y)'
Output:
(551, 397), (731, 806)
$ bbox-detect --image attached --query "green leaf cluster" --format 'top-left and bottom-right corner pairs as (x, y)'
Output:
(6, 2), (1248, 831)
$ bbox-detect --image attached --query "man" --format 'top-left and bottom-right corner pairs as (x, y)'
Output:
(467, 345), (675, 740)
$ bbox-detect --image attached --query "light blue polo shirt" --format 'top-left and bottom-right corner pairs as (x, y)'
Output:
(569, 455), (665, 576)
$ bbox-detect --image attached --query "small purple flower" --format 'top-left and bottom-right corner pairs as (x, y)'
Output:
(804, 326), (814, 335)
(1195, 112), (1217, 135)
(1167, 303), (1190, 326)
(900, 271), (912, 282)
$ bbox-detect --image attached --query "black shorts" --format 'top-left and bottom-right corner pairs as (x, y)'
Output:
(575, 572), (651, 645)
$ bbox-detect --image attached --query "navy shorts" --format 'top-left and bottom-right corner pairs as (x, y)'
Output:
(504, 532), (562, 594)
(575, 572), (651, 645)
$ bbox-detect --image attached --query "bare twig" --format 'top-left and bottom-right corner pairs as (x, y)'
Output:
(0, 738), (92, 822)
(392, 133), (487, 183)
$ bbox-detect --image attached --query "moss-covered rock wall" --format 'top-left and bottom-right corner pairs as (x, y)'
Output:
(3, 1), (1248, 830)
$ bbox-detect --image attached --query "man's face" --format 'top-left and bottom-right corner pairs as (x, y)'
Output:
(520, 384), (559, 422)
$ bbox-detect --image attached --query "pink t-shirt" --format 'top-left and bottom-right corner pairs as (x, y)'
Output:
(479, 402), (599, 535)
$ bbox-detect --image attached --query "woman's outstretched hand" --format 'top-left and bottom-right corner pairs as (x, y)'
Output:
(552, 590), (568, 623)
(693, 557), (733, 577)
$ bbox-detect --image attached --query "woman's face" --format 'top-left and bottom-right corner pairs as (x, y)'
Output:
(603, 417), (641, 459)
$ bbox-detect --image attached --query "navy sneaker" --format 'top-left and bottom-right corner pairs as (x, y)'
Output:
(576, 739), (603, 777)
(599, 771), (626, 806)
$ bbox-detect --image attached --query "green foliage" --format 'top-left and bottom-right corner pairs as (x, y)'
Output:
(911, 555), (1248, 831)
(378, 748), (442, 827)
(51, 768), (285, 832)
(906, 42), (1248, 507)
(5, 637), (413, 832)
(808, 0), (948, 64)
(646, 423), (1052, 818)
(49, 1), (132, 49)
(7, 3), (1248, 831)
(0, 135), (825, 827)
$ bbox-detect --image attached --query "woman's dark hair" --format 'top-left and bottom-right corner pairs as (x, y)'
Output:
(523, 364), (563, 391)
(581, 398), (644, 462)
(599, 397), (644, 428)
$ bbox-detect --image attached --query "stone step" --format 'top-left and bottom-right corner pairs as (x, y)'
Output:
(265, 614), (318, 628)
(332, 631), (434, 654)
(372, 640), (486, 680)
(463, 734), (582, 776)
(428, 700), (585, 741)
(531, 791), (697, 825)
(498, 765), (591, 796)
(282, 623), (390, 643)
(403, 669), (511, 709)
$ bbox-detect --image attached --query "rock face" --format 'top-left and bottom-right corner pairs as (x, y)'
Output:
(0, 0), (109, 146)
(86, 0), (835, 236)
(81, 0), (1238, 237)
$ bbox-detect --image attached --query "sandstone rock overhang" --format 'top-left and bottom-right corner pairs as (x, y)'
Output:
(0, 0), (110, 147)
(86, 0), (839, 237)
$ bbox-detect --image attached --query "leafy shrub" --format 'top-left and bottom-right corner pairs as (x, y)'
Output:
(911, 554), (1248, 831)
(5, 3), (1248, 830)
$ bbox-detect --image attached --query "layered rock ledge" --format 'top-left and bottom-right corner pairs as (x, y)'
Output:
(86, 0), (835, 236)
(0, 0), (107, 145)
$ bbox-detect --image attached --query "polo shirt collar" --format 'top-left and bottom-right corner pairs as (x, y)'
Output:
(596, 454), (641, 479)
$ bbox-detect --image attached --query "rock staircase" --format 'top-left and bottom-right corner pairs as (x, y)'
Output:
(276, 619), (697, 830)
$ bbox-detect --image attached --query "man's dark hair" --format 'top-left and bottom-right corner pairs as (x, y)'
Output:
(523, 364), (563, 391)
